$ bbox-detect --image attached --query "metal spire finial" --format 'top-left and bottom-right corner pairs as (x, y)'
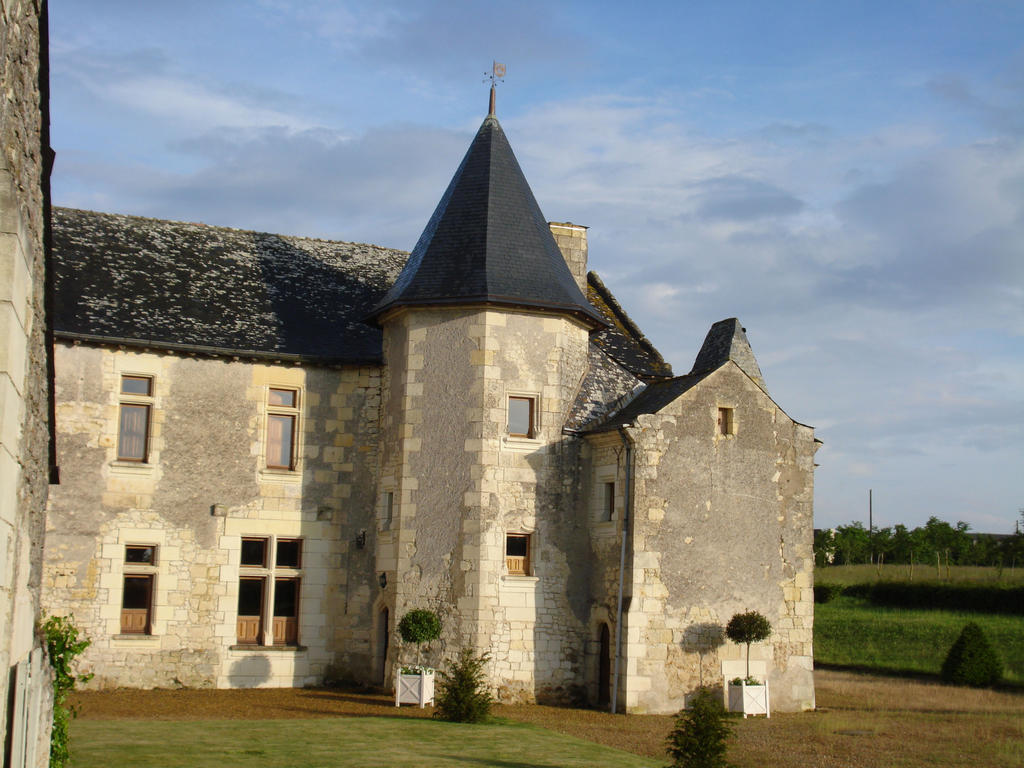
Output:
(484, 61), (505, 115)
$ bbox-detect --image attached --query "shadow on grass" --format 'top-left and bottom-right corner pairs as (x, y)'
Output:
(287, 687), (438, 718)
(438, 758), (558, 768)
(816, 662), (1024, 695)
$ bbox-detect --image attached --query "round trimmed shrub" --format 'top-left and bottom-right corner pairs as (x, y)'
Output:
(398, 609), (441, 645)
(398, 609), (441, 667)
(941, 622), (1003, 687)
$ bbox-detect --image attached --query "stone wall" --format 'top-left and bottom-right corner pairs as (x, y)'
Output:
(579, 432), (630, 708)
(1, 0), (54, 764)
(548, 222), (587, 293)
(378, 306), (593, 702)
(598, 362), (815, 713)
(42, 343), (381, 689)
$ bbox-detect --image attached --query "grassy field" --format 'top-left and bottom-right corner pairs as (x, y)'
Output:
(69, 716), (657, 768)
(815, 596), (1024, 684)
(68, 670), (1024, 768)
(815, 563), (1024, 585)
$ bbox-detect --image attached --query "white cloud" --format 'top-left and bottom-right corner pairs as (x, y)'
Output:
(102, 76), (314, 133)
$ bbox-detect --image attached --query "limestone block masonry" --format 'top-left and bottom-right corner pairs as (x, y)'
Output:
(379, 305), (593, 704)
(549, 223), (588, 294)
(43, 345), (382, 689)
(1, 1), (56, 764)
(602, 364), (816, 713)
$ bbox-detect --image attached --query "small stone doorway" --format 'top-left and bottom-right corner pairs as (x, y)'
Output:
(378, 607), (389, 685)
(598, 623), (611, 706)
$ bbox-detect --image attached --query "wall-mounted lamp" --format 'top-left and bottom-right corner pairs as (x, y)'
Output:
(378, 572), (387, 589)
(355, 530), (367, 549)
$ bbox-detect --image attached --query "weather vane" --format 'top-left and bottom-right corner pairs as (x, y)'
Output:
(485, 61), (506, 115)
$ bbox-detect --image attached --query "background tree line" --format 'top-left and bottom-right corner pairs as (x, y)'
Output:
(815, 514), (1024, 568)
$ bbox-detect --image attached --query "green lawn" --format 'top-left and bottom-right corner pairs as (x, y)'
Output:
(70, 716), (659, 768)
(814, 596), (1024, 684)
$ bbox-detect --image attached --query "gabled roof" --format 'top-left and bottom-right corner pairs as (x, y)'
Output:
(583, 317), (768, 433)
(584, 371), (716, 433)
(368, 114), (606, 328)
(587, 272), (673, 380)
(52, 208), (406, 364)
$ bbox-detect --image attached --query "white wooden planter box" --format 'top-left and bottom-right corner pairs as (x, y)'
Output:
(728, 681), (770, 718)
(395, 670), (435, 708)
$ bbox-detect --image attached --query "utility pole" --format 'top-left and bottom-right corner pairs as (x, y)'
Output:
(869, 489), (873, 565)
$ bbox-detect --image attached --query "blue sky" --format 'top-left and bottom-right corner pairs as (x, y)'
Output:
(49, 1), (1024, 533)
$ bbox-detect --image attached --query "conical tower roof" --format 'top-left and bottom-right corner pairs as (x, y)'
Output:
(369, 110), (605, 328)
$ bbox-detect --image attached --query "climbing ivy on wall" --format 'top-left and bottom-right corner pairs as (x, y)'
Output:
(43, 615), (93, 768)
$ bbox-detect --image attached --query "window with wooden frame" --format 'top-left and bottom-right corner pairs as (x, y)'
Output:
(717, 407), (735, 436)
(381, 490), (394, 531)
(505, 533), (531, 575)
(237, 536), (303, 646)
(237, 537), (267, 644)
(120, 545), (157, 634)
(266, 387), (300, 470)
(117, 375), (153, 461)
(602, 481), (616, 522)
(507, 395), (536, 438)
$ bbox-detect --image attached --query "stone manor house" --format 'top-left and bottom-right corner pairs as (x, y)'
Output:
(41, 101), (818, 714)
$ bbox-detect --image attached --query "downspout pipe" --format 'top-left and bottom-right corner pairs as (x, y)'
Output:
(610, 425), (633, 714)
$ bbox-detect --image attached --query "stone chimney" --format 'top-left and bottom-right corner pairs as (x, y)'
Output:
(548, 222), (588, 293)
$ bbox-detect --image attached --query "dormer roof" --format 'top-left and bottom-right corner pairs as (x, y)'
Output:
(368, 114), (606, 328)
(690, 318), (766, 390)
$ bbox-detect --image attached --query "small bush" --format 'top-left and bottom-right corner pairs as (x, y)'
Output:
(941, 622), (1003, 687)
(813, 583), (844, 603)
(433, 649), (493, 723)
(665, 687), (733, 768)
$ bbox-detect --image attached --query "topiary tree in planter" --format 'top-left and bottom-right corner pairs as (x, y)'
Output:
(725, 611), (772, 681)
(398, 609), (441, 669)
(941, 622), (1003, 687)
(395, 609), (443, 708)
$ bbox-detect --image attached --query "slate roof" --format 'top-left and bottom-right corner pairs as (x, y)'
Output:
(368, 115), (606, 328)
(583, 370), (716, 433)
(52, 208), (669, 381)
(690, 318), (765, 390)
(587, 272), (673, 380)
(52, 208), (407, 364)
(583, 317), (766, 433)
(564, 344), (645, 433)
